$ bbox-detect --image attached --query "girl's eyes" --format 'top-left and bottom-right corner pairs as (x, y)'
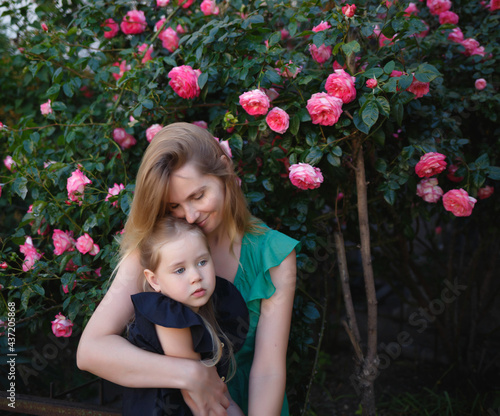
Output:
(174, 267), (185, 274)
(198, 259), (208, 267)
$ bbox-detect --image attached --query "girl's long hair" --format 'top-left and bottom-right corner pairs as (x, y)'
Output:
(139, 216), (235, 380)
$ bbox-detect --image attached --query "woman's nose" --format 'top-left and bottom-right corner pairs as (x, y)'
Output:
(184, 205), (199, 224)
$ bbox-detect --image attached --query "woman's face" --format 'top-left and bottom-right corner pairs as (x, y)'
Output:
(167, 162), (225, 237)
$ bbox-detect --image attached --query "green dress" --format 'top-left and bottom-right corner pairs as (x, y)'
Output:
(227, 225), (300, 416)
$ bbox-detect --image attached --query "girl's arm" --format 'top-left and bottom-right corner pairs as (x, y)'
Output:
(76, 249), (229, 416)
(156, 325), (244, 416)
(247, 251), (297, 416)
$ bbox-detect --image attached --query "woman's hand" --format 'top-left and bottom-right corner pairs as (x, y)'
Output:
(181, 364), (230, 416)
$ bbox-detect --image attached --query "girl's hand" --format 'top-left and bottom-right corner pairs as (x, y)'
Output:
(181, 364), (229, 416)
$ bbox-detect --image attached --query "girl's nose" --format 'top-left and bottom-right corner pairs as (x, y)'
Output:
(190, 269), (202, 284)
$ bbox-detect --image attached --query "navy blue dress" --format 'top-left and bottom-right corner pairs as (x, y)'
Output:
(122, 277), (249, 416)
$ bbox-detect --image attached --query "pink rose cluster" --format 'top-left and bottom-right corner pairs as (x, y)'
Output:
(105, 183), (125, 207)
(146, 124), (164, 142)
(201, 0), (220, 16)
(19, 236), (43, 271)
(102, 18), (119, 39)
(414, 152), (481, 217)
(239, 90), (291, 135)
(112, 60), (131, 81)
(447, 27), (485, 57)
(120, 10), (147, 35)
(289, 163), (324, 190)
(309, 20), (333, 64)
(52, 313), (73, 338)
(52, 229), (76, 255)
(76, 233), (100, 256)
(40, 99), (52, 115)
(342, 4), (357, 17)
(137, 43), (154, 64)
(156, 19), (180, 52)
(67, 169), (92, 205)
(168, 65), (201, 99)
(426, 0), (451, 15)
(113, 127), (137, 149)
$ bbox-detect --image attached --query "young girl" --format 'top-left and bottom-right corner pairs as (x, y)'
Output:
(123, 216), (246, 416)
(77, 122), (299, 416)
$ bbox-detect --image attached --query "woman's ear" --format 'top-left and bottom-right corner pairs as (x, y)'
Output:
(144, 269), (161, 292)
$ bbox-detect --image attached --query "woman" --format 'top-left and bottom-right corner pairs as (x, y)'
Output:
(77, 122), (299, 415)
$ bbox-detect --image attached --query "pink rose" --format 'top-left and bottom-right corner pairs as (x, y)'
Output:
(180, 0), (195, 8)
(62, 281), (77, 294)
(366, 78), (378, 88)
(192, 121), (208, 129)
(405, 2), (419, 15)
(407, 76), (430, 99)
(442, 189), (476, 217)
(157, 0), (170, 5)
(137, 43), (153, 63)
(113, 128), (137, 149)
(309, 44), (332, 64)
(490, 0), (500, 11)
(102, 18), (119, 39)
(415, 152), (447, 177)
(312, 21), (331, 32)
(214, 138), (232, 158)
(289, 163), (324, 190)
(342, 4), (357, 17)
(146, 124), (163, 142)
(40, 99), (53, 115)
(201, 0), (220, 15)
(159, 27), (179, 52)
(52, 229), (75, 255)
(239, 89), (271, 116)
(306, 92), (343, 126)
(439, 11), (459, 25)
(89, 243), (100, 256)
(168, 65), (201, 99)
(41, 22), (48, 31)
(477, 185), (494, 199)
(325, 69), (357, 104)
(67, 169), (92, 204)
(3, 155), (16, 171)
(51, 313), (73, 338)
(266, 107), (290, 134)
(176, 24), (186, 34)
(105, 183), (125, 207)
(277, 61), (301, 79)
(111, 61), (131, 81)
(427, 0), (451, 15)
(446, 164), (464, 182)
(448, 27), (464, 43)
(461, 38), (485, 57)
(475, 78), (487, 90)
(76, 233), (94, 254)
(0, 262), (7, 269)
(416, 178), (443, 203)
(19, 236), (43, 271)
(120, 10), (147, 35)
(262, 87), (280, 102)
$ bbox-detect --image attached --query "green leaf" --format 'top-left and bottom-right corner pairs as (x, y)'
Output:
(414, 63), (442, 83)
(361, 101), (379, 129)
(383, 61), (395, 74)
(384, 189), (396, 205)
(353, 110), (370, 134)
(133, 104), (143, 117)
(487, 166), (500, 180)
(305, 146), (323, 165)
(331, 146), (342, 157)
(474, 153), (489, 169)
(264, 68), (281, 84)
(375, 159), (387, 173)
(32, 284), (45, 296)
(313, 31), (326, 48)
(398, 74), (414, 90)
(376, 97), (390, 116)
(392, 102), (403, 126)
(342, 40), (360, 56)
(327, 153), (341, 167)
(241, 14), (264, 29)
(46, 84), (61, 97)
(63, 82), (74, 97)
(142, 99), (154, 110)
(246, 191), (265, 202)
(13, 177), (28, 200)
(290, 115), (300, 135)
(197, 72), (208, 90)
(268, 31), (282, 46)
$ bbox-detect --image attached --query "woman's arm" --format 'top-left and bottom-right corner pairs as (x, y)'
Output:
(76, 249), (229, 415)
(247, 251), (297, 416)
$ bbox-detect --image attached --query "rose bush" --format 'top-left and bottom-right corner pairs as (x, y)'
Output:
(0, 0), (499, 413)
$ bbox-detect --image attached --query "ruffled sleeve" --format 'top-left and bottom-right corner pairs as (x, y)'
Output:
(129, 292), (213, 355)
(236, 228), (300, 304)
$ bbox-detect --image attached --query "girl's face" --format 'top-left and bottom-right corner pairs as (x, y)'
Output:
(144, 232), (216, 312)
(167, 162), (225, 237)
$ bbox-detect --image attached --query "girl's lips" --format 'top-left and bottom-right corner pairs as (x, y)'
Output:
(192, 288), (206, 298)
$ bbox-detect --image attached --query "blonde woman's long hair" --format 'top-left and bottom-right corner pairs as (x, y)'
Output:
(139, 216), (235, 378)
(120, 122), (258, 262)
